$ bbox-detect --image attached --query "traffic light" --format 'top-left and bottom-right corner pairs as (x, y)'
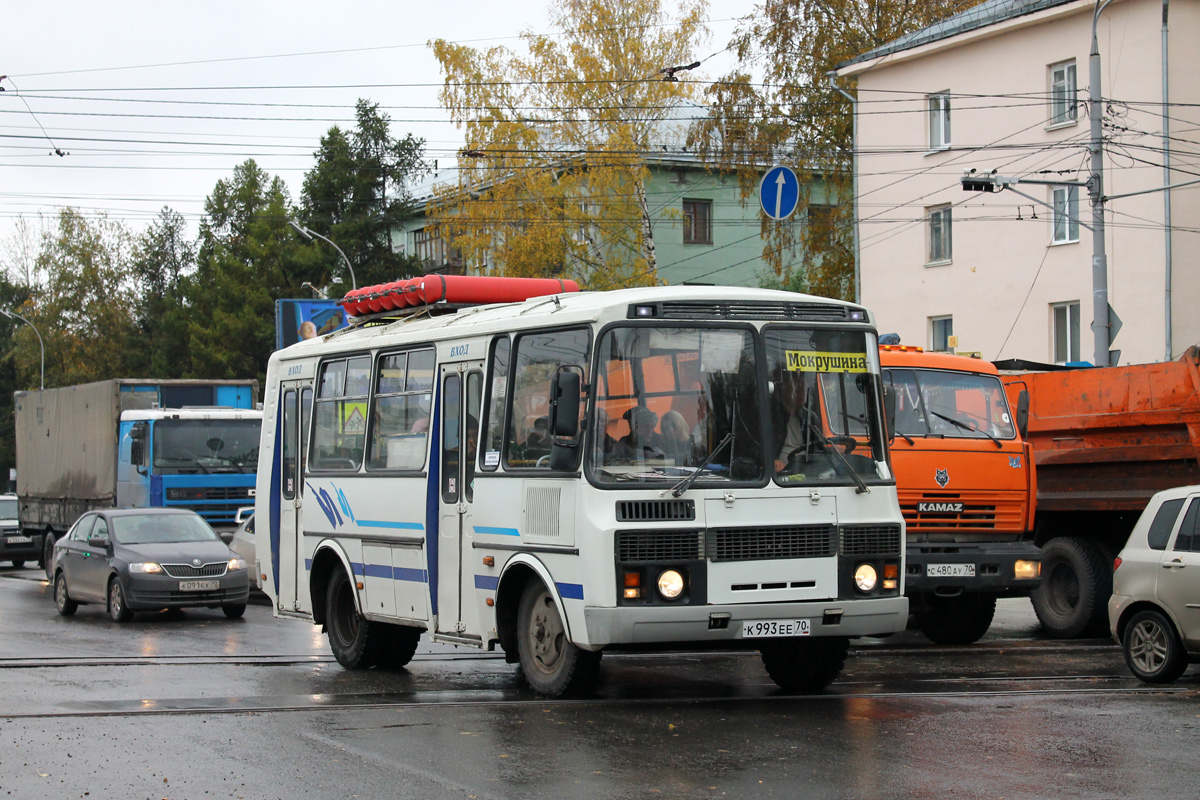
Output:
(961, 169), (998, 192)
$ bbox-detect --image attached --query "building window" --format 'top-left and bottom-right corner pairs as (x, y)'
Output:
(930, 316), (954, 353)
(928, 92), (951, 149)
(1053, 302), (1081, 364)
(927, 205), (952, 264)
(1049, 61), (1078, 126)
(1052, 186), (1079, 244)
(413, 227), (463, 273)
(683, 199), (712, 244)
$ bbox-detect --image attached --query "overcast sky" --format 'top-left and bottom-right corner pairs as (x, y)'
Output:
(1, 0), (759, 255)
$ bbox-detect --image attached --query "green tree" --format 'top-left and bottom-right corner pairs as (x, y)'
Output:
(693, 0), (984, 299)
(187, 160), (302, 383)
(128, 207), (196, 377)
(299, 100), (427, 289)
(430, 0), (709, 289)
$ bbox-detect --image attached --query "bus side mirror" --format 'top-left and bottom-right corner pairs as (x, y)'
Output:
(549, 371), (581, 437)
(1016, 389), (1030, 441)
(882, 384), (897, 443)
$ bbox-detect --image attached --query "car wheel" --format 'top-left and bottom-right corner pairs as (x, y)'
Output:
(54, 572), (78, 616)
(43, 535), (56, 581)
(325, 568), (380, 669)
(1122, 608), (1188, 684)
(108, 578), (133, 623)
(516, 581), (600, 697)
(10, 559), (24, 568)
(760, 636), (850, 693)
(222, 604), (246, 619)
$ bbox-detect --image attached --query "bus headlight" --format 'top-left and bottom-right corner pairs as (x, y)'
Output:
(853, 564), (878, 592)
(657, 569), (685, 599)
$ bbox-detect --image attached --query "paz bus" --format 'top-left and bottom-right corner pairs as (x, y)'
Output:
(255, 276), (907, 696)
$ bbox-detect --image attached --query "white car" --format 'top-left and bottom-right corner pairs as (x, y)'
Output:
(228, 507), (260, 589)
(1109, 485), (1200, 683)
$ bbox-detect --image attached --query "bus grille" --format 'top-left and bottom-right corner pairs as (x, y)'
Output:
(616, 530), (703, 562)
(707, 525), (836, 562)
(840, 524), (903, 556)
(616, 499), (695, 522)
(657, 301), (850, 322)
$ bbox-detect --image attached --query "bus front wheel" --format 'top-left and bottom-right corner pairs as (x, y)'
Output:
(516, 581), (599, 697)
(325, 568), (379, 669)
(760, 636), (849, 693)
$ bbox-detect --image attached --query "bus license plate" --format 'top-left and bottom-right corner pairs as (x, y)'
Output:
(927, 563), (975, 578)
(5, 536), (31, 544)
(179, 580), (219, 592)
(742, 619), (811, 638)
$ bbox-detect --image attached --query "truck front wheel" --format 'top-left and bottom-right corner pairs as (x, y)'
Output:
(1031, 536), (1111, 638)
(760, 636), (849, 692)
(916, 594), (997, 645)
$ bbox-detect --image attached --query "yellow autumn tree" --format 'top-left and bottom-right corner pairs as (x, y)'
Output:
(692, 0), (986, 299)
(429, 0), (709, 289)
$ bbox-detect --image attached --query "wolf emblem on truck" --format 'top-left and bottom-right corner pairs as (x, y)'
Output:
(935, 468), (949, 488)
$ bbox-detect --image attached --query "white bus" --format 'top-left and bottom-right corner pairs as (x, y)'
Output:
(256, 279), (907, 696)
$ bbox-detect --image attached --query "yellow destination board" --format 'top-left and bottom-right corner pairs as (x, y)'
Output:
(786, 351), (868, 373)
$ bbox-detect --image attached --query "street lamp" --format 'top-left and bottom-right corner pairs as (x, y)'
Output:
(0, 309), (44, 390)
(289, 221), (357, 291)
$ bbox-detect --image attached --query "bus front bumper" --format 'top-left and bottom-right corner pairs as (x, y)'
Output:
(580, 596), (907, 648)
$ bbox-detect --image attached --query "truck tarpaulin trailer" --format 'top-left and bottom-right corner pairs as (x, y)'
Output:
(13, 379), (262, 576)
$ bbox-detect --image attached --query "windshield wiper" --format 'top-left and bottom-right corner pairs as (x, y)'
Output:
(666, 432), (734, 498)
(929, 410), (1002, 448)
(806, 424), (870, 494)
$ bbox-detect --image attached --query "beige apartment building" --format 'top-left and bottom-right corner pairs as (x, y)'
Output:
(837, 0), (1199, 364)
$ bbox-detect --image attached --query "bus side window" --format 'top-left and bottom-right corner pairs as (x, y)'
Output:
(311, 356), (370, 471)
(504, 328), (590, 470)
(481, 336), (510, 472)
(367, 349), (435, 471)
(442, 374), (461, 502)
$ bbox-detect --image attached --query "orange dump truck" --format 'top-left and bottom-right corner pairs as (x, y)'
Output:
(999, 346), (1200, 638)
(880, 346), (1042, 644)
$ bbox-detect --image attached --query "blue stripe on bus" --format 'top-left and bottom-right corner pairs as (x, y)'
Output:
(304, 558), (312, 571)
(363, 563), (392, 579)
(269, 394), (283, 598)
(474, 574), (500, 591)
(357, 520), (425, 531)
(473, 526), (520, 537)
(556, 582), (584, 601)
(394, 567), (428, 583)
(426, 398), (441, 616)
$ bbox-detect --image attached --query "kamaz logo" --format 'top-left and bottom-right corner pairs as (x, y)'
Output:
(918, 502), (964, 513)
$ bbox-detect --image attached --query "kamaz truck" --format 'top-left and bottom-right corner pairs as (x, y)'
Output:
(11, 380), (261, 577)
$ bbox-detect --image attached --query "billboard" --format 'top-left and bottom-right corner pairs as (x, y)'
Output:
(275, 299), (349, 350)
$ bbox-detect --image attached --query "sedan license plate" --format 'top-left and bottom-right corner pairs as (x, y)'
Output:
(926, 563), (976, 578)
(742, 619), (811, 638)
(5, 536), (31, 544)
(178, 580), (219, 592)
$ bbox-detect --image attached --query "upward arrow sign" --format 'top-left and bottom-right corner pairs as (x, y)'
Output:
(775, 171), (787, 220)
(759, 166), (799, 221)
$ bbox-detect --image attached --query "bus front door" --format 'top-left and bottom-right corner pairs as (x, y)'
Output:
(276, 381), (313, 614)
(436, 361), (483, 638)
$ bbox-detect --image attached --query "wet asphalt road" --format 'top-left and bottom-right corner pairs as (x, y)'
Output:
(0, 564), (1197, 800)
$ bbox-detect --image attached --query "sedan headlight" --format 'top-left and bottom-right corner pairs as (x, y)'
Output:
(129, 562), (164, 574)
(853, 563), (878, 592)
(227, 557), (247, 571)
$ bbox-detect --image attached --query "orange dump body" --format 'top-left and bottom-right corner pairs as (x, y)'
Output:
(1001, 345), (1200, 516)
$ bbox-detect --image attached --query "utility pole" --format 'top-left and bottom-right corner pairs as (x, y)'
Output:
(1088, 0), (1116, 367)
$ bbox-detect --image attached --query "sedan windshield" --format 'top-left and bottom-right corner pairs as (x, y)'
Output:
(111, 514), (220, 545)
(590, 326), (763, 486)
(154, 419), (261, 474)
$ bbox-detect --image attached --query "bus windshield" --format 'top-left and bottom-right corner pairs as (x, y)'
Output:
(590, 326), (763, 485)
(153, 419), (262, 474)
(885, 368), (1016, 440)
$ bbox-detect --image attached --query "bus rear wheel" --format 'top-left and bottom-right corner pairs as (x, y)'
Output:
(516, 581), (599, 697)
(760, 636), (849, 693)
(325, 568), (380, 669)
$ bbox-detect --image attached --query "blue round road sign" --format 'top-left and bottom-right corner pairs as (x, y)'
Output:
(759, 165), (800, 221)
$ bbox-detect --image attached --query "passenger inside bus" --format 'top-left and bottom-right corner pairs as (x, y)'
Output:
(773, 370), (819, 471)
(658, 410), (693, 466)
(614, 407), (666, 461)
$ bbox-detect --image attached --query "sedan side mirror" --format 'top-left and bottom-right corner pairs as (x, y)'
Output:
(87, 535), (110, 549)
(218, 531), (235, 545)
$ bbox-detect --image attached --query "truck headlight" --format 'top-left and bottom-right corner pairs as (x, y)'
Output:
(1014, 560), (1040, 580)
(129, 562), (163, 574)
(854, 563), (878, 592)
